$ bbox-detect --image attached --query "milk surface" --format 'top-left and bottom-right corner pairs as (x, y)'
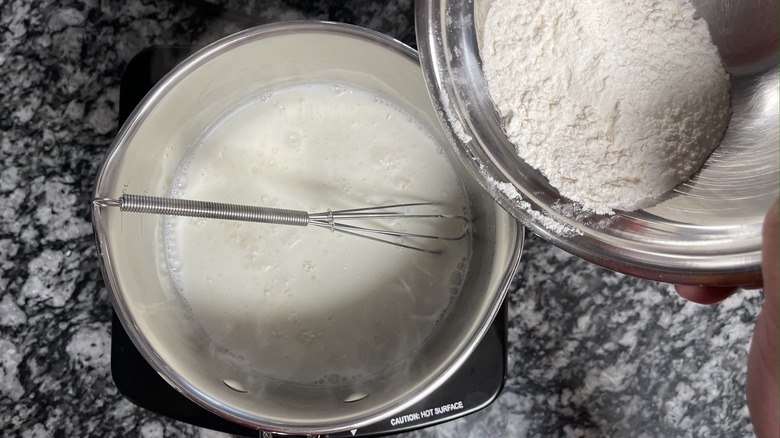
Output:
(165, 82), (471, 383)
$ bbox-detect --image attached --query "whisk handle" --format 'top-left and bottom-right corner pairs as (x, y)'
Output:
(114, 194), (310, 227)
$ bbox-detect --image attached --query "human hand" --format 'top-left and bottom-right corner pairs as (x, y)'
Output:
(674, 199), (778, 438)
(747, 200), (779, 438)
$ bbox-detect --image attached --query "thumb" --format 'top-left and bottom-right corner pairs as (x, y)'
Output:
(746, 199), (779, 438)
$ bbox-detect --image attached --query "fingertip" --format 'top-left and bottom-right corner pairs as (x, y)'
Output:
(674, 284), (739, 305)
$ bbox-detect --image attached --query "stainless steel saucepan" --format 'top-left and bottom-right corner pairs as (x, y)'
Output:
(92, 22), (523, 435)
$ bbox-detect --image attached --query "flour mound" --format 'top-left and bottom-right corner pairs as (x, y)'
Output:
(482, 0), (731, 214)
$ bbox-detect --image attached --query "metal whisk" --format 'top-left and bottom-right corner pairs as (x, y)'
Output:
(93, 194), (469, 254)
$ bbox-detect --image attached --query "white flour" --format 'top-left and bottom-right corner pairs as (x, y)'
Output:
(482, 0), (731, 214)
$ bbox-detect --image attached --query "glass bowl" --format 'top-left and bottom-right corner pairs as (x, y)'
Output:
(416, 0), (779, 286)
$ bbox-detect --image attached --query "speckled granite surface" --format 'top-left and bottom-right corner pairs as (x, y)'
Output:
(0, 0), (764, 436)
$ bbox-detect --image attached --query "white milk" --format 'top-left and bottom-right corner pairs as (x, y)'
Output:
(165, 82), (471, 384)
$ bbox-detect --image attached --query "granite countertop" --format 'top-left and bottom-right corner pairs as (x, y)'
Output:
(0, 0), (763, 436)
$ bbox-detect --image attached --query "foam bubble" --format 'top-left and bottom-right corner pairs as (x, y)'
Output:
(449, 271), (463, 286)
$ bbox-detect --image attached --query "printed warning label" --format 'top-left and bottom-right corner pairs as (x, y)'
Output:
(388, 400), (465, 427)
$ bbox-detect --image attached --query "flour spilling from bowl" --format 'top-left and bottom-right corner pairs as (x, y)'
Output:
(482, 0), (731, 214)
